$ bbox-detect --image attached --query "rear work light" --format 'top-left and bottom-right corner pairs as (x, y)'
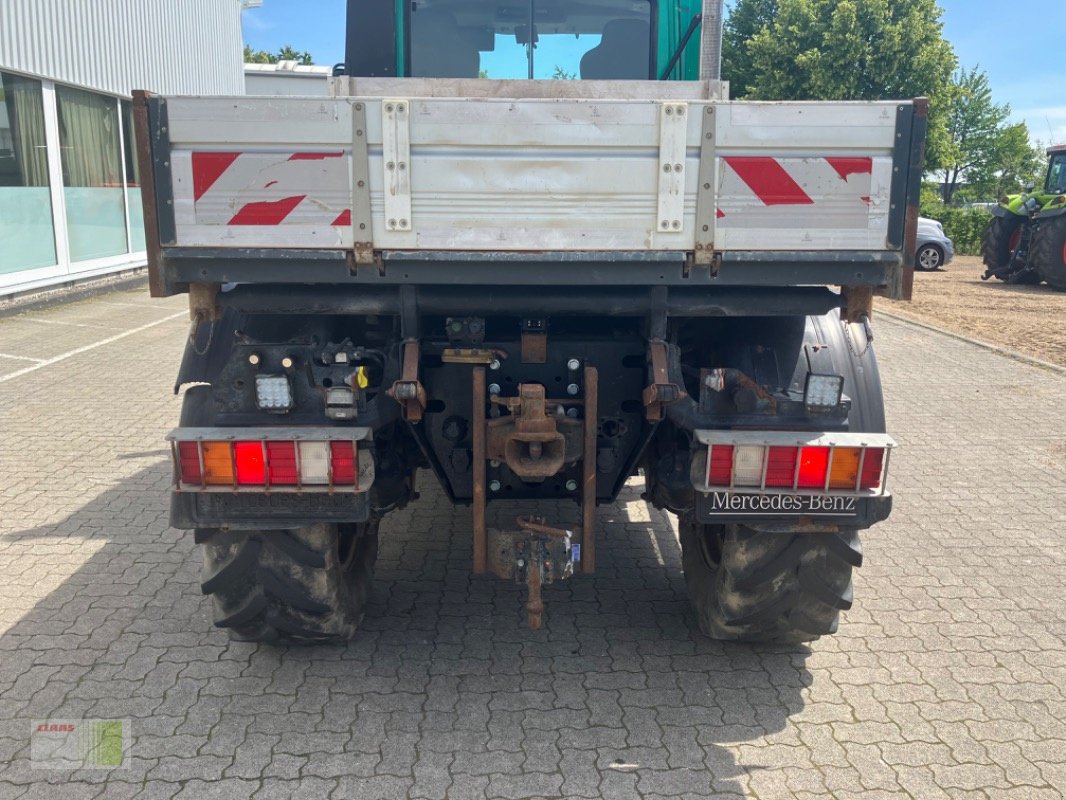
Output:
(695, 431), (895, 495)
(166, 427), (372, 492)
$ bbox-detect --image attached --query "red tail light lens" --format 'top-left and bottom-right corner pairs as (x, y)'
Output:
(266, 441), (298, 485)
(177, 442), (202, 484)
(859, 447), (885, 489)
(797, 446), (830, 488)
(708, 445), (734, 486)
(330, 441), (357, 485)
(765, 446), (798, 487)
(234, 441), (267, 485)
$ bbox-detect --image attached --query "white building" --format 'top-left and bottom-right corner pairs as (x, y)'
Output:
(0, 0), (245, 297)
(245, 62), (332, 96)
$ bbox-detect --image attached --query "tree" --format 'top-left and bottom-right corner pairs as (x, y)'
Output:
(277, 45), (314, 66)
(967, 123), (1045, 202)
(243, 44), (277, 64)
(723, 0), (957, 167)
(938, 67), (1008, 203)
(937, 67), (1044, 203)
(721, 0), (777, 98)
(243, 44), (315, 66)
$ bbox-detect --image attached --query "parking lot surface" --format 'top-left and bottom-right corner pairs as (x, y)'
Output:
(1, 288), (1064, 799)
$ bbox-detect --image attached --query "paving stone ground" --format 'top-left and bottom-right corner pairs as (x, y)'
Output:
(1, 287), (1064, 799)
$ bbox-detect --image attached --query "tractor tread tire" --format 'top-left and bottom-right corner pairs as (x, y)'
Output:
(1032, 215), (1066, 291)
(681, 522), (861, 644)
(981, 215), (1024, 279)
(199, 523), (377, 643)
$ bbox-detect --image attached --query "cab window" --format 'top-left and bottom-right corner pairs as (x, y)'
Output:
(408, 0), (655, 80)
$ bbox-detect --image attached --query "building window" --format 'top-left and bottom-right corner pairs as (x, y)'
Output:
(0, 71), (58, 275)
(121, 100), (146, 253)
(56, 85), (129, 262)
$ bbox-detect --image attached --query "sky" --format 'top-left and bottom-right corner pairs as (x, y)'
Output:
(241, 0), (1065, 145)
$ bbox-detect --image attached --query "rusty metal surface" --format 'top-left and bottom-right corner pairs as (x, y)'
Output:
(487, 518), (577, 628)
(187, 282), (221, 324)
(643, 340), (685, 421)
(486, 384), (579, 480)
(472, 367), (487, 574)
(843, 285), (875, 324)
(441, 348), (499, 365)
(387, 340), (427, 422)
(521, 332), (548, 364)
(701, 367), (778, 413)
(132, 91), (167, 298)
(582, 365), (598, 574)
(526, 557), (544, 629)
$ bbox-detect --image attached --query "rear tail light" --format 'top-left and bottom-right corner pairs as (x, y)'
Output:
(266, 441), (298, 485)
(329, 442), (357, 485)
(169, 429), (367, 491)
(704, 435), (892, 494)
(202, 441), (235, 485)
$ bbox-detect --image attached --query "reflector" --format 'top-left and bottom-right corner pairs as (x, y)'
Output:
(177, 442), (202, 485)
(330, 441), (357, 485)
(860, 447), (885, 489)
(765, 446), (798, 487)
(266, 441), (298, 485)
(708, 445), (734, 486)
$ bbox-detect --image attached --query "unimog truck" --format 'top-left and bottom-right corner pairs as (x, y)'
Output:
(134, 0), (925, 644)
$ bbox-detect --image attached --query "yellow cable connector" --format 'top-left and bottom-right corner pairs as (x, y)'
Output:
(355, 366), (370, 389)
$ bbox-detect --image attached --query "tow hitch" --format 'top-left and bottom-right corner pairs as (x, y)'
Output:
(489, 517), (577, 629)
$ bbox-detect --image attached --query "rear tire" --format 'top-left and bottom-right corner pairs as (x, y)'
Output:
(1032, 215), (1066, 291)
(200, 522), (378, 643)
(680, 520), (861, 643)
(981, 215), (1024, 280)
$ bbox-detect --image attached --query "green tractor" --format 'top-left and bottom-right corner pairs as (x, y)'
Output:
(981, 144), (1066, 289)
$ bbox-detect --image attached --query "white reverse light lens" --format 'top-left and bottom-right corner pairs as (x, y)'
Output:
(299, 441), (331, 484)
(255, 374), (293, 411)
(733, 445), (765, 486)
(805, 374), (844, 410)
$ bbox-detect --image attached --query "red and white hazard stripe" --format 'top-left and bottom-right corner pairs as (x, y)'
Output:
(716, 156), (878, 228)
(189, 151), (352, 227)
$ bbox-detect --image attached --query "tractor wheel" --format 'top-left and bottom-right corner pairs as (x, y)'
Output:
(1032, 215), (1066, 291)
(200, 522), (378, 643)
(679, 520), (861, 644)
(981, 215), (1024, 280)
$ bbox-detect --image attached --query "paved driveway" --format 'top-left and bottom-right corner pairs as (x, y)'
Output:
(0, 288), (1064, 799)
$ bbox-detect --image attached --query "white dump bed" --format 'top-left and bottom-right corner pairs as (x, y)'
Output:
(158, 81), (913, 256)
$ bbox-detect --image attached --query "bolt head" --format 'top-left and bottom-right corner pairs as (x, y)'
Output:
(489, 480), (502, 492)
(566, 383), (580, 396)
(565, 480), (578, 491)
(281, 357), (294, 369)
(489, 359), (501, 371)
(566, 407), (579, 418)
(247, 353), (261, 366)
(488, 383), (501, 395)
(567, 358), (581, 371)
